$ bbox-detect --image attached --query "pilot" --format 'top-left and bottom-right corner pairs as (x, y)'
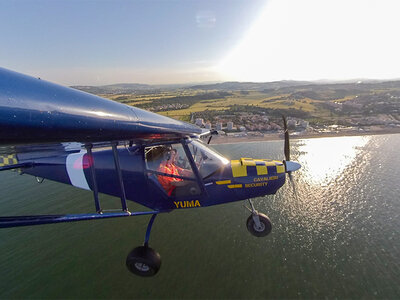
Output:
(157, 148), (192, 196)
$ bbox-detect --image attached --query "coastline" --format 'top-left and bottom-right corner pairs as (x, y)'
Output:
(208, 127), (400, 145)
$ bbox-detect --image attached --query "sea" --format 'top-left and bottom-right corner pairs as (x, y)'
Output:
(0, 134), (399, 299)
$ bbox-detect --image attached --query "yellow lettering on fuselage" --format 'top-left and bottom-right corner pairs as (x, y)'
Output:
(253, 176), (278, 182)
(254, 177), (269, 182)
(245, 182), (269, 188)
(173, 200), (201, 209)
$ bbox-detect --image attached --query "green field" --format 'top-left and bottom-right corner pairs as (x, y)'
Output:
(102, 90), (353, 121)
(93, 81), (400, 125)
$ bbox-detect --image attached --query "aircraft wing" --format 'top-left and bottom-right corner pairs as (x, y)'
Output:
(0, 67), (202, 146)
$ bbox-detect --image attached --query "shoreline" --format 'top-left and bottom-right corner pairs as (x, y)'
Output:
(208, 128), (400, 145)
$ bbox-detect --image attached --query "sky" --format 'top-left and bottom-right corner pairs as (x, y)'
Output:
(1, 0), (400, 86)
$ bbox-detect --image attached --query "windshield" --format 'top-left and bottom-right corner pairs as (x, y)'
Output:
(187, 140), (229, 178)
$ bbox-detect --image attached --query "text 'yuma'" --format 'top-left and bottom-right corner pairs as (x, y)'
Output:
(174, 200), (201, 208)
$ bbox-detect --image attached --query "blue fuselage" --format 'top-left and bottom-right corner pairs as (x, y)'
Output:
(21, 144), (286, 211)
(0, 67), (287, 211)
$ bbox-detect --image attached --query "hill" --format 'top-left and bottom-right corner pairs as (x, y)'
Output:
(71, 79), (400, 129)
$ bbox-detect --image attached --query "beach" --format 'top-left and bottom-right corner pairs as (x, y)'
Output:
(209, 127), (400, 144)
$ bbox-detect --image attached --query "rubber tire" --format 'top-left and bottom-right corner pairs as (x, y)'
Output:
(126, 246), (161, 277)
(246, 213), (272, 237)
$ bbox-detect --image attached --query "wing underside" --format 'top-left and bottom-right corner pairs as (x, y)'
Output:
(0, 67), (202, 145)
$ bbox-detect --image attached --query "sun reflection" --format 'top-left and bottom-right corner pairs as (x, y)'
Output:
(89, 111), (116, 118)
(296, 136), (370, 186)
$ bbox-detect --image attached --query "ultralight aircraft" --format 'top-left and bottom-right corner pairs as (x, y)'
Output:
(0, 67), (301, 276)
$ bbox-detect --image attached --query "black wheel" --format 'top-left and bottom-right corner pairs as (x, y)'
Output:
(246, 213), (272, 237)
(126, 246), (161, 277)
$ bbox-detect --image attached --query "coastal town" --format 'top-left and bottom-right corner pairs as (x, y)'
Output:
(74, 79), (400, 141)
(192, 112), (400, 142)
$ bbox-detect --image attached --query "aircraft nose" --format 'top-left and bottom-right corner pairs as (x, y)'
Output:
(284, 161), (301, 172)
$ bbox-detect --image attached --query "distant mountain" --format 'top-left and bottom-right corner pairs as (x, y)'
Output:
(313, 78), (390, 84)
(72, 83), (154, 94)
(71, 79), (400, 95)
(189, 81), (312, 91)
(72, 82), (219, 94)
(103, 83), (153, 90)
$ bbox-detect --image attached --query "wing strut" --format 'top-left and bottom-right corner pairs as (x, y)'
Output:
(0, 211), (160, 228)
(0, 142), (166, 228)
(86, 144), (102, 213)
(112, 142), (129, 212)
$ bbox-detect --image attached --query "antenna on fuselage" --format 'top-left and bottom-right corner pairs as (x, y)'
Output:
(207, 130), (218, 144)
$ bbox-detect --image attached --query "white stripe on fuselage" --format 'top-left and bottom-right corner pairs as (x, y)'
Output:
(66, 150), (90, 190)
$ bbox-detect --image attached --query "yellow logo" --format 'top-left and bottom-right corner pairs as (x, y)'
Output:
(253, 176), (278, 182)
(245, 182), (268, 188)
(174, 200), (201, 208)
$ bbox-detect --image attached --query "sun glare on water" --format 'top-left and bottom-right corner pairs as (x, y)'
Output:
(296, 136), (370, 186)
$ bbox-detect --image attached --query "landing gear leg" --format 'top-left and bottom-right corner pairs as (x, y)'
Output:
(245, 199), (272, 237)
(126, 214), (162, 277)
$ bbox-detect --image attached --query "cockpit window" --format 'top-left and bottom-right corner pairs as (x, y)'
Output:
(187, 139), (229, 178)
(145, 143), (200, 197)
(144, 140), (228, 196)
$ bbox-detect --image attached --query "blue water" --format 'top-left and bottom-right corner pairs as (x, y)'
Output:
(0, 134), (399, 299)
